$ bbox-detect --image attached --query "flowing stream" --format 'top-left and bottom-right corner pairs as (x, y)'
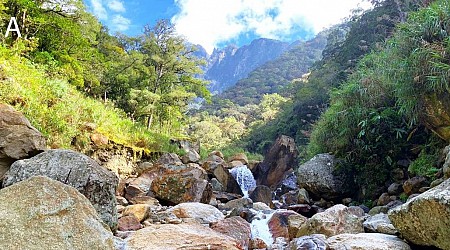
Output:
(229, 165), (275, 246)
(229, 165), (256, 197)
(250, 210), (275, 246)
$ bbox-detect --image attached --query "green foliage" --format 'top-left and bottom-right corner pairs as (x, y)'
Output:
(306, 0), (449, 199)
(0, 45), (173, 153)
(218, 145), (264, 162)
(408, 151), (439, 178)
(235, 0), (411, 156)
(399, 193), (408, 202)
(382, 0), (450, 127)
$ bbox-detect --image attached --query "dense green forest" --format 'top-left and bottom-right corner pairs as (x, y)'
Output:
(0, 0), (209, 153)
(189, 0), (450, 199)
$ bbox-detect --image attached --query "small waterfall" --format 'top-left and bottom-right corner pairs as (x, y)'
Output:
(250, 210), (275, 246)
(229, 165), (256, 198)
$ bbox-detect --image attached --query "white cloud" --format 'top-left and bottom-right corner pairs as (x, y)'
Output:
(111, 14), (132, 32)
(90, 0), (108, 20)
(107, 0), (126, 12)
(88, 0), (131, 32)
(172, 0), (372, 53)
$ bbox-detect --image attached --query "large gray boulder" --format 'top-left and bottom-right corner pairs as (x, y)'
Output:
(297, 154), (350, 200)
(0, 104), (46, 180)
(2, 149), (118, 231)
(363, 213), (397, 235)
(0, 176), (115, 249)
(296, 204), (365, 237)
(126, 223), (241, 249)
(389, 178), (450, 249)
(326, 233), (410, 250)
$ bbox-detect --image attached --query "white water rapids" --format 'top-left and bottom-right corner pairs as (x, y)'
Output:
(229, 165), (275, 246)
(229, 165), (256, 198)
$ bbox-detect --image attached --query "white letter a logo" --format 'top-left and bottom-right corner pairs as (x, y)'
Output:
(5, 17), (22, 38)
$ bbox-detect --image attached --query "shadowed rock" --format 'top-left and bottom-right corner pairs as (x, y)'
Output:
(3, 149), (118, 230)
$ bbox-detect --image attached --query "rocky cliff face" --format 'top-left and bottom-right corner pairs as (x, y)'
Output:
(201, 38), (290, 93)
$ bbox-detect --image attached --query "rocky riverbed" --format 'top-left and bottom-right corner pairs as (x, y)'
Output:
(1, 104), (450, 250)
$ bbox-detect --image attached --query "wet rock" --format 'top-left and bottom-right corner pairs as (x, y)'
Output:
(289, 234), (328, 250)
(297, 204), (365, 237)
(363, 213), (397, 235)
(126, 223), (241, 249)
(389, 178), (450, 249)
(3, 149), (118, 230)
(297, 154), (349, 201)
(170, 202), (225, 224)
(0, 176), (115, 249)
(250, 185), (272, 205)
(210, 216), (251, 249)
(388, 183), (404, 195)
(118, 215), (142, 231)
(257, 135), (298, 187)
(403, 176), (428, 195)
(279, 171), (299, 194)
(0, 104), (46, 179)
(268, 210), (307, 240)
(327, 233), (411, 250)
(213, 164), (242, 195)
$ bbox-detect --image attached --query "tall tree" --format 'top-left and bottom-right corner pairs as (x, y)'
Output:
(137, 19), (210, 130)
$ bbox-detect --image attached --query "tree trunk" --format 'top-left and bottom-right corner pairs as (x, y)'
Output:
(147, 113), (153, 130)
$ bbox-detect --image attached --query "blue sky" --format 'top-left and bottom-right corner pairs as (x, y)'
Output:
(84, 0), (371, 54)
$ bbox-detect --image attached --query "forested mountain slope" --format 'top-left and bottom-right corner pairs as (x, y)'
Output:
(218, 32), (327, 105)
(243, 0), (421, 153)
(204, 38), (290, 93)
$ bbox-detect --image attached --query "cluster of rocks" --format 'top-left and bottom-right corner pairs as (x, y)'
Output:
(1, 104), (450, 250)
